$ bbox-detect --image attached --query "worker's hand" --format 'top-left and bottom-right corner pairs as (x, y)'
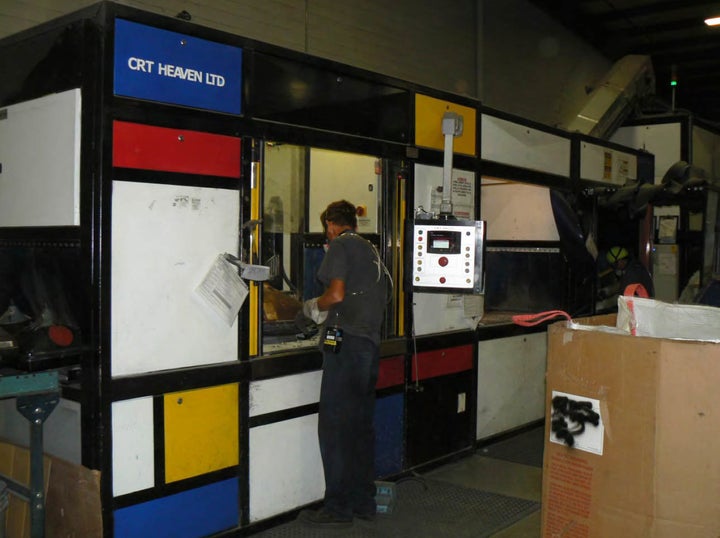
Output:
(302, 298), (328, 325)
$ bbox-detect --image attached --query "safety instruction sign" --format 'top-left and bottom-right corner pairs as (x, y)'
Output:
(114, 19), (242, 115)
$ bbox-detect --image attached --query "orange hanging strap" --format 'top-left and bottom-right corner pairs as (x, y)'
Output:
(622, 283), (648, 336)
(512, 310), (572, 327)
(623, 283), (649, 298)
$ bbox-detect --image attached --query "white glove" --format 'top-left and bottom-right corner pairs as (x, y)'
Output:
(302, 298), (328, 325)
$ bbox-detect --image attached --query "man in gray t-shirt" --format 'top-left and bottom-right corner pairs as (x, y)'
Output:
(317, 231), (386, 346)
(298, 200), (388, 528)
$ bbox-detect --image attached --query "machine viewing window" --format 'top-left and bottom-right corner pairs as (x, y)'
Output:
(260, 144), (386, 354)
(0, 244), (88, 371)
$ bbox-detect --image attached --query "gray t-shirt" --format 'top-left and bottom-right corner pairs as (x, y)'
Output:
(317, 232), (387, 345)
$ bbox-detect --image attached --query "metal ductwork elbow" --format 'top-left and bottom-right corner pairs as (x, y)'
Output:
(566, 55), (655, 139)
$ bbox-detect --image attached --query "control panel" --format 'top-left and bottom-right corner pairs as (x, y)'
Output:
(410, 219), (485, 294)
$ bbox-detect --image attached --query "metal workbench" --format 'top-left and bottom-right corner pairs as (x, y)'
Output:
(0, 370), (59, 538)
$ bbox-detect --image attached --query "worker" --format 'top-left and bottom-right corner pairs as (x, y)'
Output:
(599, 246), (655, 300)
(298, 200), (389, 528)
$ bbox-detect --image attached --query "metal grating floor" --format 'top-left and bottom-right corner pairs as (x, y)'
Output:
(250, 478), (540, 537)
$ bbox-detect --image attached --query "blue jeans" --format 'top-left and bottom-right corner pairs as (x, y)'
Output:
(318, 333), (379, 518)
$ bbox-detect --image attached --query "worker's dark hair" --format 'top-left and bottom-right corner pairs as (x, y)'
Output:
(323, 200), (357, 228)
(319, 209), (328, 232)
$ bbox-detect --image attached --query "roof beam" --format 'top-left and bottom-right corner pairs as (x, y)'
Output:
(596, 0), (720, 22)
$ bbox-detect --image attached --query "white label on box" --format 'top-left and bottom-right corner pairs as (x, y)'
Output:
(550, 390), (604, 455)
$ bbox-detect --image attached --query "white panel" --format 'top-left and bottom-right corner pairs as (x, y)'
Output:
(43, 398), (82, 464)
(611, 123), (682, 183)
(412, 293), (481, 335)
(249, 371), (322, 417)
(579, 142), (637, 184)
(308, 149), (379, 234)
(249, 415), (325, 522)
(480, 180), (559, 241)
(111, 181), (240, 376)
(481, 115), (571, 177)
(476, 333), (547, 439)
(653, 243), (679, 303)
(692, 126), (717, 177)
(703, 191), (719, 285)
(112, 397), (154, 496)
(0, 89), (80, 226)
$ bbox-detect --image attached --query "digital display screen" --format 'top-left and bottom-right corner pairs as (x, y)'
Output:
(427, 230), (461, 254)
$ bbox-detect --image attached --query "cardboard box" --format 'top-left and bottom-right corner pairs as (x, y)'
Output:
(542, 314), (720, 538)
(0, 441), (102, 538)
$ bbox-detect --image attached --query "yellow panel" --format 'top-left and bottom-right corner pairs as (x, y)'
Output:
(415, 94), (477, 156)
(397, 179), (406, 336)
(249, 159), (260, 356)
(164, 383), (239, 483)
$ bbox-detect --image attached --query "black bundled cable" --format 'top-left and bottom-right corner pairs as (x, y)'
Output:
(550, 416), (574, 447)
(551, 395), (599, 447)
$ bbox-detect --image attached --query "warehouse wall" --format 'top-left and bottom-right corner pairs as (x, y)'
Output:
(0, 0), (611, 129)
(483, 0), (612, 129)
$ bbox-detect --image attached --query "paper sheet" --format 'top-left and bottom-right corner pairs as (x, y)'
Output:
(195, 254), (248, 326)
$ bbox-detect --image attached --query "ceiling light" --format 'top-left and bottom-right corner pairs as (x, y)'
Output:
(705, 17), (720, 26)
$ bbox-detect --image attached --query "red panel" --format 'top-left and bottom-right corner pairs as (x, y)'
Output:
(376, 355), (405, 389)
(112, 120), (241, 178)
(412, 344), (473, 381)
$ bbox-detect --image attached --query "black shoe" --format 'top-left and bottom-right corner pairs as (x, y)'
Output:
(298, 508), (353, 528)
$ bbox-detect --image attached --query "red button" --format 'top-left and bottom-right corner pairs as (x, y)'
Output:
(439, 277), (446, 284)
(439, 256), (448, 267)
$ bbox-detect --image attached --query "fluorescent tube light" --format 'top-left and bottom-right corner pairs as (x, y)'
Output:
(705, 17), (720, 26)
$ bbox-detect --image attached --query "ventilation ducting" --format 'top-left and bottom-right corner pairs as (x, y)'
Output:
(567, 55), (655, 139)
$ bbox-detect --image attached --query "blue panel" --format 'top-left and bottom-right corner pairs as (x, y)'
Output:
(114, 479), (239, 538)
(374, 393), (404, 477)
(303, 246), (326, 300)
(114, 19), (242, 115)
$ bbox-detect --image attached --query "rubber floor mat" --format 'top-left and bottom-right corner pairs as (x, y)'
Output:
(250, 478), (540, 537)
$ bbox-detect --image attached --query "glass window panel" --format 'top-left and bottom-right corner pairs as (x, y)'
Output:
(260, 144), (384, 354)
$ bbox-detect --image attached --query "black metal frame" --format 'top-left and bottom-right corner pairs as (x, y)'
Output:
(0, 2), (658, 536)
